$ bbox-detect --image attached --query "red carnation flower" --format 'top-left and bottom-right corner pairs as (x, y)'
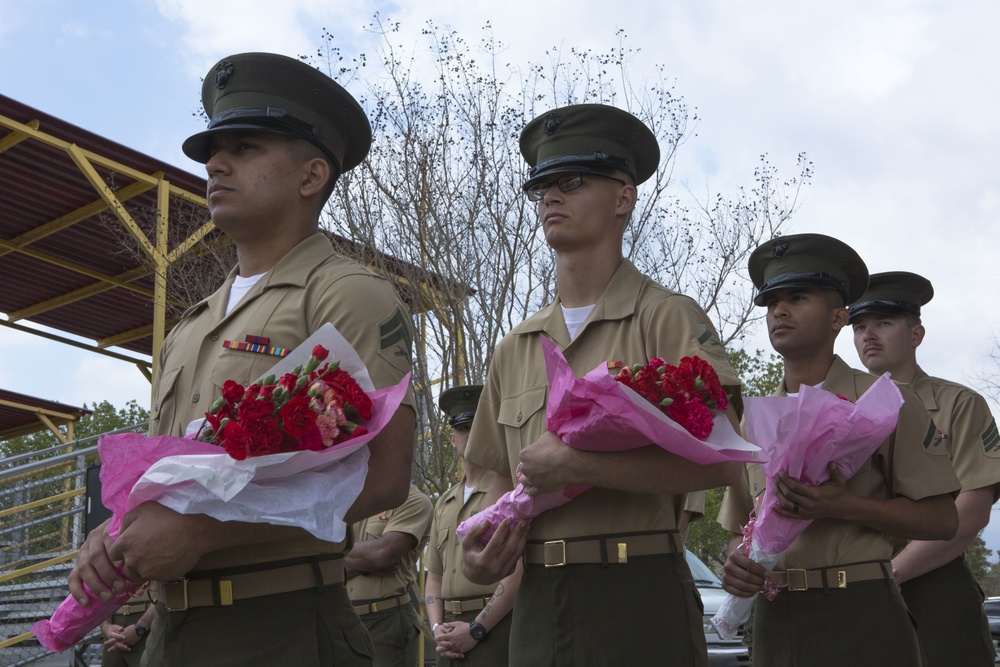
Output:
(311, 345), (330, 362)
(279, 395), (318, 437)
(222, 379), (245, 404)
(327, 368), (373, 420)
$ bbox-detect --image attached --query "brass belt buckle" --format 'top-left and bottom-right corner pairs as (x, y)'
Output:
(165, 579), (189, 612)
(544, 540), (567, 567)
(786, 568), (809, 592)
(837, 570), (847, 589)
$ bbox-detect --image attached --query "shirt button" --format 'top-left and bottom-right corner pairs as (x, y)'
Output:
(192, 393), (200, 403)
(209, 333), (219, 342)
(516, 412), (522, 423)
(566, 354), (573, 363)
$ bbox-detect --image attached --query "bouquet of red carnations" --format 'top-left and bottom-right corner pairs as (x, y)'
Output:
(457, 335), (763, 544)
(31, 324), (409, 652)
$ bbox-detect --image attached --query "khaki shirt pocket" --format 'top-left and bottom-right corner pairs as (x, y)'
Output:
(498, 385), (548, 455)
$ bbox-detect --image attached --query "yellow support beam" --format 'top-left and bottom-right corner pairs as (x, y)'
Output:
(0, 118), (39, 155)
(0, 237), (156, 311)
(65, 144), (158, 261)
(0, 551), (78, 585)
(152, 178), (170, 368)
(0, 398), (79, 421)
(7, 265), (153, 321)
(0, 178), (157, 259)
(37, 413), (70, 444)
(0, 488), (84, 519)
(98, 321), (174, 349)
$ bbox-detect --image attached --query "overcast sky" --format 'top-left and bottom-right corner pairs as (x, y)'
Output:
(3, 0), (1000, 548)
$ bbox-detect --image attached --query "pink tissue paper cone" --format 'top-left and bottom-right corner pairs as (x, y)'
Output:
(457, 335), (765, 544)
(711, 373), (903, 639)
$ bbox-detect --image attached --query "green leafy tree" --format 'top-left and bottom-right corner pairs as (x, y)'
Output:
(968, 534), (1000, 596)
(1, 399), (148, 458)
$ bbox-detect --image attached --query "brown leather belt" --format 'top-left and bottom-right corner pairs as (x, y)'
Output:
(444, 596), (491, 614)
(116, 603), (150, 616)
(769, 561), (891, 591)
(524, 532), (679, 567)
(164, 557), (345, 611)
(352, 592), (411, 616)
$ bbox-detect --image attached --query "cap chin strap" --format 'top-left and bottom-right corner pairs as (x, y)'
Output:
(528, 152), (635, 181)
(848, 299), (921, 318)
(208, 106), (342, 176)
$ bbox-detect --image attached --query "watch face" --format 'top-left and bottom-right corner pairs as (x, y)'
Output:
(469, 621), (487, 640)
(135, 624), (147, 637)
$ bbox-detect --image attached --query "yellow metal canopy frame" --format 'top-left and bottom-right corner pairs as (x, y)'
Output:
(0, 94), (473, 402)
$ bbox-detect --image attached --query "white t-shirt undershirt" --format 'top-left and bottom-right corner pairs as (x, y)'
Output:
(225, 273), (265, 315)
(463, 484), (476, 505)
(561, 303), (596, 341)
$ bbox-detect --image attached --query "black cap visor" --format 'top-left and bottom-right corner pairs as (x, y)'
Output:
(183, 107), (342, 175)
(848, 299), (921, 323)
(754, 271), (849, 306)
(523, 152), (635, 190)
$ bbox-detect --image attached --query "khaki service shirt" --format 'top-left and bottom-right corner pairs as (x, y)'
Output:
(347, 485), (433, 601)
(425, 471), (501, 599)
(911, 366), (1000, 499)
(464, 259), (742, 541)
(718, 356), (960, 570)
(149, 233), (415, 572)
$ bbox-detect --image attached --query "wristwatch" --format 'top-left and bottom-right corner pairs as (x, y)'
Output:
(468, 620), (488, 640)
(134, 622), (148, 638)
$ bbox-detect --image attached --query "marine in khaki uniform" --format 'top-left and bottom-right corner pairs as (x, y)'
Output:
(850, 271), (1000, 667)
(67, 52), (416, 667)
(460, 104), (745, 667)
(98, 592), (154, 667)
(718, 234), (960, 667)
(346, 485), (433, 667)
(426, 385), (520, 666)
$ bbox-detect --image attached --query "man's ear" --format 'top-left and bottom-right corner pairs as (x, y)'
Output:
(616, 182), (637, 216)
(912, 323), (926, 348)
(300, 157), (331, 199)
(831, 305), (849, 332)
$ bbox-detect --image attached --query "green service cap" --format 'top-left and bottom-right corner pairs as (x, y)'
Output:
(848, 271), (934, 323)
(748, 233), (869, 307)
(182, 52), (372, 177)
(519, 104), (660, 190)
(438, 385), (483, 428)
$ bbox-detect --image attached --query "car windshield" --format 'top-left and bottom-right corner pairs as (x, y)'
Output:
(686, 550), (723, 588)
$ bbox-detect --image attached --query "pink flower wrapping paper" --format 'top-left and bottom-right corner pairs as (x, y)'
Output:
(31, 324), (409, 652)
(457, 335), (764, 543)
(711, 373), (904, 639)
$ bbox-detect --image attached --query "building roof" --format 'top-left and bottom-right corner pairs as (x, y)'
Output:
(0, 388), (91, 442)
(0, 93), (473, 379)
(0, 93), (210, 367)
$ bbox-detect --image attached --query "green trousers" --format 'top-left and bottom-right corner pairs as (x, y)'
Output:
(901, 555), (993, 667)
(142, 583), (373, 666)
(509, 552), (707, 667)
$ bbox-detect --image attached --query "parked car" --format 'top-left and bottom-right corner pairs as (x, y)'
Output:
(686, 549), (751, 666)
(983, 596), (1000, 662)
